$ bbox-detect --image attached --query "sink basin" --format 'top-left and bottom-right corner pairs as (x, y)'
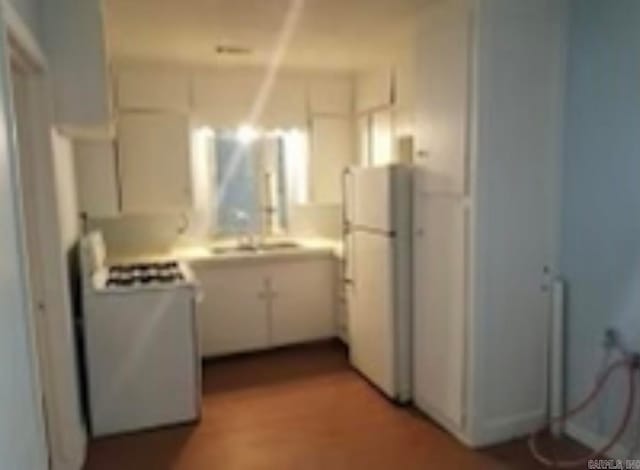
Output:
(258, 241), (301, 251)
(210, 245), (257, 255)
(210, 240), (302, 255)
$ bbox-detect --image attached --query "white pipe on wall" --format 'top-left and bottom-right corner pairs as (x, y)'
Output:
(550, 278), (566, 437)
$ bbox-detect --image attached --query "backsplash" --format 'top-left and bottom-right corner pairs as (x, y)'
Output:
(87, 213), (188, 257)
(87, 203), (342, 257)
(288, 204), (343, 239)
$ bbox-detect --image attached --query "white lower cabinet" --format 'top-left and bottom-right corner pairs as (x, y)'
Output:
(270, 258), (335, 346)
(196, 264), (269, 357)
(195, 256), (336, 358)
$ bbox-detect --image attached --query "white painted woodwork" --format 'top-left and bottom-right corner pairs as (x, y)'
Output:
(308, 75), (353, 115)
(371, 109), (394, 166)
(196, 264), (269, 357)
(467, 0), (564, 444)
(192, 70), (261, 127)
(358, 115), (370, 166)
(196, 256), (337, 357)
(192, 70), (306, 128)
(355, 68), (393, 113)
(3, 51), (49, 469)
(411, 0), (566, 447)
(262, 75), (307, 128)
(414, 0), (471, 195)
(74, 140), (120, 217)
(413, 192), (467, 430)
(116, 68), (191, 112)
(270, 258), (335, 346)
(42, 0), (111, 130)
(310, 116), (353, 204)
(118, 112), (192, 213)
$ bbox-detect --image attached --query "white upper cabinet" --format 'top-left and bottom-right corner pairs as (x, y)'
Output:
(43, 0), (111, 133)
(308, 76), (353, 115)
(414, 0), (471, 195)
(192, 70), (259, 127)
(262, 75), (307, 128)
(74, 140), (120, 217)
(116, 68), (191, 112)
(371, 109), (394, 166)
(355, 68), (394, 113)
(192, 70), (306, 128)
(117, 113), (192, 213)
(310, 117), (354, 204)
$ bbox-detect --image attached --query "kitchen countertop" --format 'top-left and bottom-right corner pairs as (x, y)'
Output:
(107, 237), (344, 267)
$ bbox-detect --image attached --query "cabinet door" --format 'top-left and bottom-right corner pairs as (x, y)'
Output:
(415, 0), (471, 194)
(270, 258), (336, 346)
(308, 76), (353, 115)
(356, 69), (393, 113)
(371, 109), (394, 166)
(310, 117), (354, 204)
(192, 71), (261, 127)
(44, 0), (111, 129)
(262, 76), (307, 128)
(117, 69), (190, 112)
(74, 140), (120, 217)
(413, 193), (467, 430)
(195, 264), (269, 357)
(118, 113), (192, 213)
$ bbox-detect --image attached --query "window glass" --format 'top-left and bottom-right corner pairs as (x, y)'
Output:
(214, 131), (261, 235)
(207, 128), (308, 237)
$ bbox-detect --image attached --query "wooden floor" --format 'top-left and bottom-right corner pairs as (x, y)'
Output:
(84, 342), (584, 469)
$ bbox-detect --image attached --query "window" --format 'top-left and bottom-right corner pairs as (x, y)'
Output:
(214, 131), (263, 235)
(196, 127), (308, 238)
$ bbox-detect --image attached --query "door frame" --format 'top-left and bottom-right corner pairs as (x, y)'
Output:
(3, 2), (87, 469)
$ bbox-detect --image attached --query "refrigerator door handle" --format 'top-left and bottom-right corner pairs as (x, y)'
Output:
(342, 168), (356, 292)
(350, 225), (397, 238)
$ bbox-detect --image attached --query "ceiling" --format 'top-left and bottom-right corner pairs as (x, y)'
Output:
(104, 0), (426, 71)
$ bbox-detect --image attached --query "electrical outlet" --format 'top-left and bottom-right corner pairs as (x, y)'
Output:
(605, 327), (640, 364)
(604, 327), (620, 350)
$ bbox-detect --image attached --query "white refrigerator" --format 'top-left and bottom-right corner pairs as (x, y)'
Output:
(344, 164), (413, 402)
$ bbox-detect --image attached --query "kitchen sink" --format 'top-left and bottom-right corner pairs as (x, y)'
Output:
(210, 240), (302, 255)
(258, 241), (301, 251)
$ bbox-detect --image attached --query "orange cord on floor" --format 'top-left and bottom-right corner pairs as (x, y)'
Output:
(528, 356), (638, 468)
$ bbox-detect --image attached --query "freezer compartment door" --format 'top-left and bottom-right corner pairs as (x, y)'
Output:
(347, 230), (396, 398)
(348, 166), (393, 231)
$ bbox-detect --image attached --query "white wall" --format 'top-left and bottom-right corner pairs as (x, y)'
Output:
(8, 0), (40, 40)
(0, 1), (49, 469)
(561, 0), (640, 458)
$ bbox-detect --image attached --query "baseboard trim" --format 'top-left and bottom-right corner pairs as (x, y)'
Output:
(565, 421), (635, 460)
(466, 410), (546, 448)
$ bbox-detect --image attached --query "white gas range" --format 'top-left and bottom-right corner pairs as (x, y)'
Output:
(80, 232), (201, 437)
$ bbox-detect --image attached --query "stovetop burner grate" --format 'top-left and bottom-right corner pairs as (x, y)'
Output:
(106, 261), (185, 288)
